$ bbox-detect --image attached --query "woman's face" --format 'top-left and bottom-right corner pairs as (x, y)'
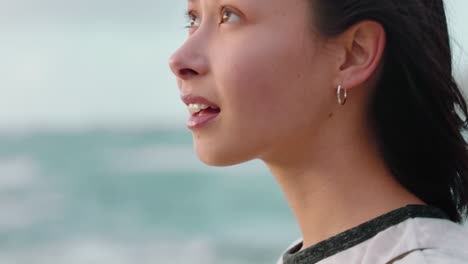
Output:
(169, 0), (339, 166)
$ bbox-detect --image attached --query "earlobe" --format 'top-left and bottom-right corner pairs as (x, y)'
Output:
(336, 20), (386, 90)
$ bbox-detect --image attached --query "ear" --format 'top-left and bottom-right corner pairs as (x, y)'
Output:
(334, 20), (386, 90)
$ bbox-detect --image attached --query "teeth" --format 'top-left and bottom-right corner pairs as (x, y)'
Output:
(188, 104), (210, 115)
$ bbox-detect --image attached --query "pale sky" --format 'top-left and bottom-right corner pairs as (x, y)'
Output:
(0, 0), (467, 131)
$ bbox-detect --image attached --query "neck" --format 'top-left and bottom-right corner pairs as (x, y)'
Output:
(261, 110), (424, 249)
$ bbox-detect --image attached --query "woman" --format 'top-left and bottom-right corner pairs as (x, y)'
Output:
(168, 0), (468, 263)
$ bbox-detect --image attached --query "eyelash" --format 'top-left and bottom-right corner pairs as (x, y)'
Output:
(184, 7), (239, 29)
(184, 11), (199, 29)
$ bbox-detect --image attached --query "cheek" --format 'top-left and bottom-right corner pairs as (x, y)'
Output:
(214, 30), (330, 133)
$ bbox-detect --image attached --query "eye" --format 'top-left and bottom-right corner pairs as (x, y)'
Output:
(221, 8), (241, 24)
(185, 11), (201, 28)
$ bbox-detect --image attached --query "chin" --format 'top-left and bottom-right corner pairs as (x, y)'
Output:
(194, 144), (255, 167)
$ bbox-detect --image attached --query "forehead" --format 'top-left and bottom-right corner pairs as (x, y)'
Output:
(187, 0), (306, 7)
(187, 0), (311, 16)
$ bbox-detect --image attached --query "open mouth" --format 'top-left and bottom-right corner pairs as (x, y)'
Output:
(194, 107), (221, 116)
(186, 104), (221, 129)
(188, 104), (221, 116)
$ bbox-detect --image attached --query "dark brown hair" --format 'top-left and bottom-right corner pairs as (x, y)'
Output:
(311, 0), (468, 222)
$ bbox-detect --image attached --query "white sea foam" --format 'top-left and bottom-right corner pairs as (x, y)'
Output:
(0, 155), (63, 231)
(0, 237), (238, 264)
(0, 193), (62, 231)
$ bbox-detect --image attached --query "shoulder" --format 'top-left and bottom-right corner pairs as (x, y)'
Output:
(408, 218), (468, 249)
(393, 248), (468, 264)
(373, 218), (468, 264)
(337, 217), (468, 264)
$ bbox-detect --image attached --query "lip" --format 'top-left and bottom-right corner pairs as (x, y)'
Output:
(181, 94), (221, 130)
(187, 112), (220, 130)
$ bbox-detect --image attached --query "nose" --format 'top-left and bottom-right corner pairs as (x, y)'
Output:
(168, 36), (209, 81)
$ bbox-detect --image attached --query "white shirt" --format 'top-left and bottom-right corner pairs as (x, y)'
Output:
(277, 205), (468, 264)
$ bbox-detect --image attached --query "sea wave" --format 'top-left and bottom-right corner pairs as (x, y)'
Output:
(0, 155), (39, 190)
(105, 144), (268, 175)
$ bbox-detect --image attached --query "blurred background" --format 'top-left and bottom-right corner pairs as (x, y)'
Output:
(0, 0), (466, 263)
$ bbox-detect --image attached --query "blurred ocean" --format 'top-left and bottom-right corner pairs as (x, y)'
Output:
(0, 1), (466, 263)
(0, 128), (300, 264)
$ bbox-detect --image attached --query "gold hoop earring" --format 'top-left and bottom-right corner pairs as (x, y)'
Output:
(337, 84), (348, 105)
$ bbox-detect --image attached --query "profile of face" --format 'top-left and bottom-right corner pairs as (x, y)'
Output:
(169, 0), (343, 166)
